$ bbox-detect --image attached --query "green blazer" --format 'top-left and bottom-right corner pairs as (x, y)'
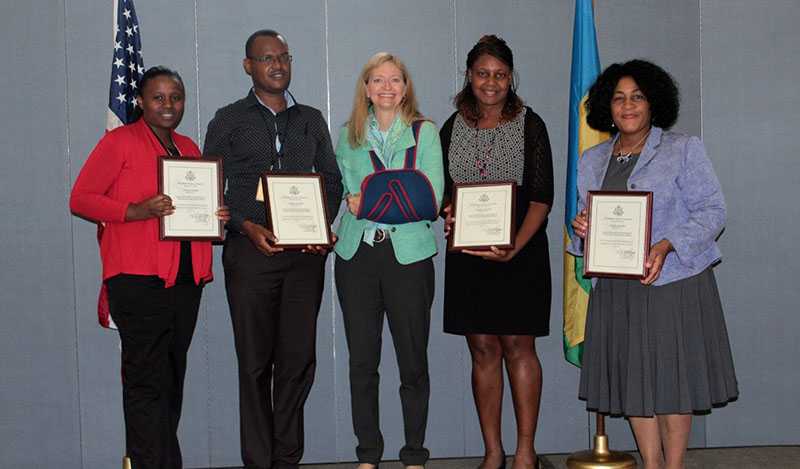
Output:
(334, 120), (444, 265)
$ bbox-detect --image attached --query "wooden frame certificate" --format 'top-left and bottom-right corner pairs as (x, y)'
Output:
(584, 191), (653, 279)
(158, 157), (224, 241)
(449, 181), (516, 251)
(261, 172), (332, 249)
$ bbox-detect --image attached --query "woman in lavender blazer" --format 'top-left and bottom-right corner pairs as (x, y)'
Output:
(569, 60), (738, 469)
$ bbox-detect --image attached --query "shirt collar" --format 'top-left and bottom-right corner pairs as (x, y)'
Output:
(249, 88), (296, 114)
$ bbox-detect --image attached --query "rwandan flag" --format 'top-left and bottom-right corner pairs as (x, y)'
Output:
(563, 0), (609, 367)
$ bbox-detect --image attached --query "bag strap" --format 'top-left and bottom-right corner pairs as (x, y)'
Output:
(369, 120), (423, 172)
(368, 150), (385, 171)
(403, 120), (424, 169)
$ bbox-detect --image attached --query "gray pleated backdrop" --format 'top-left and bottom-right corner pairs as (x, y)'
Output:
(1, 1), (797, 467)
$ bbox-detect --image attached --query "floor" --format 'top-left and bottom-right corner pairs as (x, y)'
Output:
(204, 445), (800, 469)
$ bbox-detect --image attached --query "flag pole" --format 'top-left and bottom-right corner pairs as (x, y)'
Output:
(566, 413), (636, 468)
(565, 1), (637, 467)
(107, 0), (145, 466)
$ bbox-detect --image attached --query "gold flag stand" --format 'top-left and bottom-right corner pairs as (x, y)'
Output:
(566, 413), (637, 469)
(123, 455), (131, 469)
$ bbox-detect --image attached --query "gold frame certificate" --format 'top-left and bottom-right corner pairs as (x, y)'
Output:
(260, 172), (332, 249)
(448, 182), (517, 252)
(158, 157), (224, 241)
(584, 191), (653, 279)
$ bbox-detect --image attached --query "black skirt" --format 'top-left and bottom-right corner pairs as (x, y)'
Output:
(442, 231), (551, 336)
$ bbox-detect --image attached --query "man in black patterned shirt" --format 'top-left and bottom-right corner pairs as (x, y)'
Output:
(203, 29), (341, 469)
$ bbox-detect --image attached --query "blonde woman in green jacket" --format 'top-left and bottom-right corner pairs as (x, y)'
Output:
(334, 52), (443, 469)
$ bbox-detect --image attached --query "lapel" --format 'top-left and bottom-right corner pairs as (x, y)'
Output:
(136, 118), (172, 156)
(587, 136), (616, 191)
(392, 122), (417, 158)
(172, 132), (196, 157)
(629, 126), (663, 180)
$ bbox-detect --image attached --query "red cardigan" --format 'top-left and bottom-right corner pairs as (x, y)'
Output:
(70, 118), (214, 287)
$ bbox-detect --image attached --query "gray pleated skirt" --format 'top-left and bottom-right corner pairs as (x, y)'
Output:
(578, 268), (738, 416)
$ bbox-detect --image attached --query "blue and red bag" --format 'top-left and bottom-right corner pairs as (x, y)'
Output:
(356, 120), (438, 224)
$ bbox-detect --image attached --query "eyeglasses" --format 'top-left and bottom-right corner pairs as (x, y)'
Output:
(611, 93), (647, 105)
(248, 53), (293, 66)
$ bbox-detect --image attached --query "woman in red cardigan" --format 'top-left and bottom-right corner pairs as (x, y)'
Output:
(70, 66), (227, 469)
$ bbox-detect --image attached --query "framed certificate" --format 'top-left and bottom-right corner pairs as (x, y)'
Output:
(261, 172), (332, 249)
(584, 191), (653, 279)
(158, 156), (224, 241)
(448, 181), (517, 252)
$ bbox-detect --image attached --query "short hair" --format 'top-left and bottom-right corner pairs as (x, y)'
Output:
(245, 29), (287, 58)
(345, 52), (423, 148)
(585, 59), (680, 133)
(132, 66), (184, 122)
(454, 35), (524, 123)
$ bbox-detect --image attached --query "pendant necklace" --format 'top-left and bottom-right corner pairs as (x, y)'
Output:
(614, 129), (649, 164)
(475, 123), (498, 179)
(149, 125), (180, 157)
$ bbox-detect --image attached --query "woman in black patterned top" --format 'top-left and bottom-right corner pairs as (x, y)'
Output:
(440, 35), (553, 469)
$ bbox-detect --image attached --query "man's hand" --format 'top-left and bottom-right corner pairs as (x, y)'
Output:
(242, 220), (284, 256)
(302, 232), (338, 255)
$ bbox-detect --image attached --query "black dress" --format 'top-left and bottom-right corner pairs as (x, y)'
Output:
(441, 107), (553, 336)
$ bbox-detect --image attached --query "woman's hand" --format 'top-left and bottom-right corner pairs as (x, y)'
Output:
(216, 206), (231, 223)
(462, 245), (518, 263)
(242, 220), (284, 257)
(126, 194), (174, 221)
(441, 203), (454, 237)
(571, 208), (588, 239)
(346, 193), (362, 216)
(641, 239), (673, 285)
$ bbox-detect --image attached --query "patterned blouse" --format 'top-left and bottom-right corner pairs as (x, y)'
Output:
(447, 111), (526, 185)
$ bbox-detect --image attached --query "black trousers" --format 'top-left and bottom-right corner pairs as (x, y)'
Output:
(106, 274), (202, 469)
(223, 234), (326, 469)
(335, 240), (434, 466)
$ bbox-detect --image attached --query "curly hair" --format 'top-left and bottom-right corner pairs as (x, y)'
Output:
(585, 59), (679, 133)
(454, 35), (524, 123)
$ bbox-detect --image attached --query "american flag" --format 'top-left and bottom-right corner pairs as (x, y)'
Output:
(106, 0), (144, 130)
(98, 0), (145, 329)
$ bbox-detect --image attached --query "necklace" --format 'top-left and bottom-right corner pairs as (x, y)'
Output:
(614, 129), (650, 163)
(148, 125), (180, 157)
(475, 125), (497, 179)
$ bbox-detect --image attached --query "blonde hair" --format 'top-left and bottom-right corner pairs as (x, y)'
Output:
(346, 52), (422, 148)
